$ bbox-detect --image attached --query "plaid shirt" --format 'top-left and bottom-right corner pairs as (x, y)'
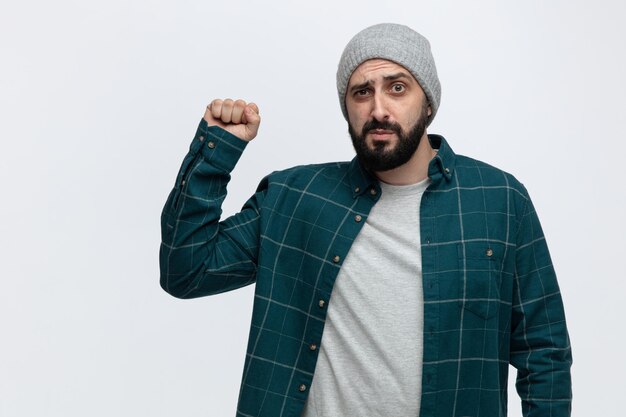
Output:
(160, 120), (572, 417)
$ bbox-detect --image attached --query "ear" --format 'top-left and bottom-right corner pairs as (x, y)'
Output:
(427, 105), (432, 116)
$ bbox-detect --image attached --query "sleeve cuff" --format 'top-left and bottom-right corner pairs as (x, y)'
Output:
(192, 119), (249, 173)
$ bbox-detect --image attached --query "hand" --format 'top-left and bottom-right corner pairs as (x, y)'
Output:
(203, 99), (261, 142)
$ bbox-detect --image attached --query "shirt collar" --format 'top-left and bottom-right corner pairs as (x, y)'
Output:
(427, 134), (456, 185)
(348, 134), (456, 197)
(348, 157), (379, 199)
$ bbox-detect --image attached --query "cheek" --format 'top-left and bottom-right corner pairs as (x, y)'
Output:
(400, 106), (423, 128)
(347, 109), (366, 131)
(347, 119), (361, 137)
(346, 104), (359, 119)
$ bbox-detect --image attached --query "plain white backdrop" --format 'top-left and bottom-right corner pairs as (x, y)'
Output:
(1, 1), (625, 416)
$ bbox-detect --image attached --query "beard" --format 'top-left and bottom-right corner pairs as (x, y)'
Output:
(349, 102), (429, 173)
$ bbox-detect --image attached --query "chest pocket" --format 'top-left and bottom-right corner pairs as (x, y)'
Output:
(457, 242), (504, 319)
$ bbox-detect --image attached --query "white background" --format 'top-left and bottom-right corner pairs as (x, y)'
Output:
(1, 1), (624, 416)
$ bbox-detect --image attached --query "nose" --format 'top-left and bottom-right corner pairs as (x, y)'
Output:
(370, 93), (390, 122)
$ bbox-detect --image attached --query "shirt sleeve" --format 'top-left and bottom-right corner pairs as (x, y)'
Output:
(510, 187), (573, 416)
(159, 119), (265, 299)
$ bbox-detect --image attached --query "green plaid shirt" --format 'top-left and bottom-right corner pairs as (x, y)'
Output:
(160, 120), (572, 417)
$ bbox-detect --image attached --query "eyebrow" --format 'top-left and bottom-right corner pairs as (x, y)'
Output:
(383, 72), (412, 82)
(348, 72), (413, 93)
(349, 80), (372, 94)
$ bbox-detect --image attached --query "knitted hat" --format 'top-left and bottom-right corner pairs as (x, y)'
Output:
(336, 23), (441, 126)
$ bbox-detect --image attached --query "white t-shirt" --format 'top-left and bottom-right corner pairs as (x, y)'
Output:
(302, 178), (430, 417)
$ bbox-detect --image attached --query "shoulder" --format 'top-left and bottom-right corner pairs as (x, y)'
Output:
(454, 154), (530, 201)
(265, 161), (352, 185)
(251, 161), (353, 196)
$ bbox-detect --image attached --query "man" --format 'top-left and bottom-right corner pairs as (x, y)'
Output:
(160, 23), (572, 417)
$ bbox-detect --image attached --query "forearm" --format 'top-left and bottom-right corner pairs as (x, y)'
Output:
(510, 287), (572, 416)
(510, 191), (572, 416)
(160, 120), (259, 298)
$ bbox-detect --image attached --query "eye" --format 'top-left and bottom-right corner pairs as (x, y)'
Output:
(391, 83), (406, 93)
(353, 88), (371, 99)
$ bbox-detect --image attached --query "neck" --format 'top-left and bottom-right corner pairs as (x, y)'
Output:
(375, 132), (436, 186)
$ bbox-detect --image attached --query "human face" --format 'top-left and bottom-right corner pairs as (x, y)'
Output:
(345, 59), (431, 172)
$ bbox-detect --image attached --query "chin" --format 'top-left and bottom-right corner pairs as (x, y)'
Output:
(369, 141), (397, 153)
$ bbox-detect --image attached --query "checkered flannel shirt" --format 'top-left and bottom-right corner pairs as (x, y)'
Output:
(160, 120), (572, 417)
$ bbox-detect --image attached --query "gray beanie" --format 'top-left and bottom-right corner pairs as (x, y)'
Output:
(336, 23), (441, 126)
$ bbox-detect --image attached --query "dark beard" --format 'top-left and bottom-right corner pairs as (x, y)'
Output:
(349, 103), (429, 173)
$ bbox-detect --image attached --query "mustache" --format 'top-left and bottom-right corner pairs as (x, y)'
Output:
(361, 119), (403, 136)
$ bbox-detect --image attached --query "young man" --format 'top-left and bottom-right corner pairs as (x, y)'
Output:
(160, 23), (572, 417)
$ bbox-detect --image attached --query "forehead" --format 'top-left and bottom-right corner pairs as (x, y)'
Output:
(348, 59), (416, 86)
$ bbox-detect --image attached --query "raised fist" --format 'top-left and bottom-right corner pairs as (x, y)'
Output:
(203, 99), (261, 142)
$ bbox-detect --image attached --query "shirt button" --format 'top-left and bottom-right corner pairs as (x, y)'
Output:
(486, 248), (493, 257)
(354, 214), (362, 222)
(198, 135), (205, 142)
(332, 255), (340, 263)
(207, 141), (216, 149)
(318, 299), (326, 308)
(298, 384), (307, 392)
(444, 167), (450, 174)
(309, 343), (317, 351)
(370, 188), (377, 196)
(354, 186), (360, 193)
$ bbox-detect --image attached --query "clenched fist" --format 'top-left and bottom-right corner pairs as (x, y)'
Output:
(203, 99), (261, 142)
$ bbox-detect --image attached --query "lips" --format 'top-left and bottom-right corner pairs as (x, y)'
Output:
(361, 120), (402, 143)
(369, 129), (396, 139)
